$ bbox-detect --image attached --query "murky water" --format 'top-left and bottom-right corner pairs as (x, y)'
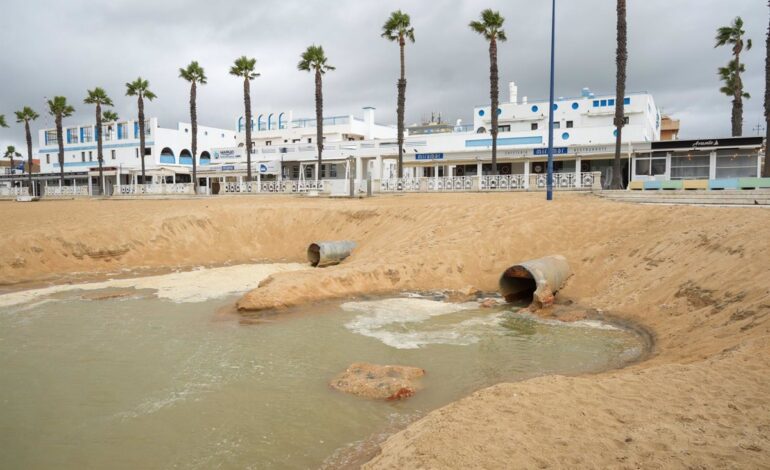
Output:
(0, 265), (645, 469)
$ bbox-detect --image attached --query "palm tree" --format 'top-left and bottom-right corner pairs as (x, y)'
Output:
(298, 45), (335, 181)
(14, 107), (39, 191)
(0, 115), (7, 128)
(179, 61), (207, 193)
(46, 96), (75, 185)
(229, 57), (260, 181)
(382, 10), (415, 179)
(470, 9), (506, 176)
(126, 78), (157, 185)
(611, 0), (628, 190)
(84, 88), (114, 194)
(4, 146), (22, 176)
(716, 17), (752, 137)
(765, 0), (770, 177)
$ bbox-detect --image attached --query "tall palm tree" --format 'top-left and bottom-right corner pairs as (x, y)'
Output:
(84, 87), (114, 194)
(716, 17), (752, 137)
(470, 9), (506, 176)
(765, 0), (770, 177)
(611, 0), (628, 190)
(0, 115), (7, 128)
(14, 107), (39, 191)
(4, 146), (22, 176)
(298, 45), (335, 181)
(179, 61), (207, 193)
(46, 96), (75, 185)
(382, 10), (415, 179)
(126, 78), (157, 185)
(229, 56), (260, 181)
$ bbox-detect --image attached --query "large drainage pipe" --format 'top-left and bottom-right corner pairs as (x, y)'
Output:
(499, 255), (571, 308)
(307, 240), (357, 267)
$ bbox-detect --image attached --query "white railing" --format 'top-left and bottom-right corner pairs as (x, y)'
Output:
(218, 180), (325, 194)
(0, 186), (30, 197)
(118, 183), (194, 195)
(44, 185), (90, 197)
(294, 180), (325, 192)
(381, 172), (600, 193)
(427, 176), (475, 192)
(480, 174), (527, 190)
(380, 177), (422, 192)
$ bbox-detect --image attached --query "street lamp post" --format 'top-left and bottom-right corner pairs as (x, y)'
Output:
(546, 0), (556, 201)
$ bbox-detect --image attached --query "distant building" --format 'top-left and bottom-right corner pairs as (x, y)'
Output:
(660, 116), (681, 141)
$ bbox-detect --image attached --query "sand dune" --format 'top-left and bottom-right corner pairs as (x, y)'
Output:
(1, 193), (768, 468)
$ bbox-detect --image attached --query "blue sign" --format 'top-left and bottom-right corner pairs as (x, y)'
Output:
(221, 165), (235, 170)
(415, 153), (444, 160)
(533, 147), (568, 156)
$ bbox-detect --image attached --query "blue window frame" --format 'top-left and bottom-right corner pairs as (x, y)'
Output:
(624, 97), (631, 105)
(608, 99), (615, 106)
(496, 108), (502, 115)
(600, 99), (607, 106)
(593, 100), (600, 107)
(562, 132), (570, 140)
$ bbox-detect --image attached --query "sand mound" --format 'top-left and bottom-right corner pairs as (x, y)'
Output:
(330, 362), (426, 400)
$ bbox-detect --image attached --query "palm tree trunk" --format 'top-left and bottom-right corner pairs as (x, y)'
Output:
(397, 36), (406, 179)
(96, 103), (104, 195)
(765, 0), (770, 177)
(56, 115), (64, 185)
(25, 120), (33, 191)
(489, 38), (499, 176)
(244, 77), (253, 181)
(315, 69), (323, 181)
(138, 96), (146, 185)
(612, 0), (628, 190)
(191, 81), (198, 193)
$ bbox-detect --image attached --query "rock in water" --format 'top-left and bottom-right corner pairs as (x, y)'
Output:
(330, 362), (425, 400)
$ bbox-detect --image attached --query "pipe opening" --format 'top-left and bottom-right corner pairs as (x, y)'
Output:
(307, 243), (322, 267)
(500, 265), (538, 303)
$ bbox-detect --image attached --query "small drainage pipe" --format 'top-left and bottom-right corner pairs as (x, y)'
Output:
(499, 255), (571, 308)
(307, 240), (357, 267)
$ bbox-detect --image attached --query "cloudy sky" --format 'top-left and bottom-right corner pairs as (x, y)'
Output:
(0, 0), (766, 151)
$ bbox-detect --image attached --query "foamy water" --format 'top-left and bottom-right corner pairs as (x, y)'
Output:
(0, 263), (306, 308)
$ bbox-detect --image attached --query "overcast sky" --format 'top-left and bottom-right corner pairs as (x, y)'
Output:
(0, 0), (766, 151)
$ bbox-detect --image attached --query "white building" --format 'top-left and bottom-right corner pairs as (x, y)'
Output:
(36, 118), (238, 193)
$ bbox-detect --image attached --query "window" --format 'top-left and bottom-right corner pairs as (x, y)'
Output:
(716, 149), (758, 178)
(45, 130), (58, 145)
(46, 154), (50, 164)
(304, 165), (314, 178)
(566, 121), (574, 128)
(111, 150), (116, 160)
(624, 97), (631, 105)
(330, 164), (337, 178)
(265, 141), (272, 146)
(531, 122), (538, 130)
(635, 152), (666, 176)
(592, 100), (600, 108)
(291, 166), (300, 179)
(553, 122), (561, 129)
(307, 138), (312, 143)
(608, 99), (615, 106)
(671, 151), (710, 180)
(600, 99), (607, 107)
(82, 127), (93, 143)
(292, 139), (300, 143)
(135, 148), (139, 158)
(81, 152), (85, 162)
(88, 151), (93, 161)
(144, 148), (152, 156)
(66, 128), (79, 144)
(498, 125), (510, 132)
(623, 116), (630, 125)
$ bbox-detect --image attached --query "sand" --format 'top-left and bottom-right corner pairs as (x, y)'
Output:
(1, 193), (768, 468)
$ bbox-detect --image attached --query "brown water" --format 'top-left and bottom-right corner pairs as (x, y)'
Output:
(0, 266), (645, 469)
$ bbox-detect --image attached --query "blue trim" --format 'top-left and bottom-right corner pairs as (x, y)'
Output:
(624, 97), (631, 105)
(80, 128), (84, 142)
(643, 181), (662, 190)
(200, 158), (211, 166)
(571, 102), (579, 110)
(608, 99), (615, 106)
(496, 108), (502, 116)
(52, 161), (99, 168)
(593, 100), (600, 107)
(179, 156), (193, 165)
(39, 141), (155, 153)
(465, 136), (543, 147)
(561, 132), (570, 140)
(552, 103), (558, 110)
(160, 155), (176, 164)
(134, 122), (139, 138)
(531, 105), (539, 112)
(708, 178), (739, 189)
(478, 109), (485, 116)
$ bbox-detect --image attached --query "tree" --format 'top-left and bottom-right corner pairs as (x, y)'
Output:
(229, 57), (260, 181)
(4, 145), (22, 176)
(611, 0), (628, 190)
(716, 17), (752, 137)
(764, 1), (770, 177)
(84, 87), (114, 194)
(126, 78), (157, 185)
(382, 10), (415, 179)
(46, 96), (75, 185)
(298, 45), (335, 181)
(0, 115), (7, 127)
(179, 61), (207, 193)
(14, 107), (39, 191)
(470, 10), (507, 176)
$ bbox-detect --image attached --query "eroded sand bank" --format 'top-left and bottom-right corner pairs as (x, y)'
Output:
(1, 193), (768, 468)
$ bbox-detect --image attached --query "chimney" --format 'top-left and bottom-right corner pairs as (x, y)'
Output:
(362, 107), (375, 139)
(522, 96), (528, 105)
(509, 82), (518, 104)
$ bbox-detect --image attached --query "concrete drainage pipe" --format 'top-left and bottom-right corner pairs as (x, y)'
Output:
(307, 241), (357, 267)
(499, 255), (571, 308)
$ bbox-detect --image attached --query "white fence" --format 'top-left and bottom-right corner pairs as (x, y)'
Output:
(380, 172), (600, 193)
(0, 186), (30, 197)
(117, 183), (195, 195)
(44, 185), (90, 197)
(219, 180), (326, 194)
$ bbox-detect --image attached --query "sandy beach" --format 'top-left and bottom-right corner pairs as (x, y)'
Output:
(1, 193), (768, 468)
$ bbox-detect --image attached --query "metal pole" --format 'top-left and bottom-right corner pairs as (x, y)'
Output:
(546, 0), (556, 201)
